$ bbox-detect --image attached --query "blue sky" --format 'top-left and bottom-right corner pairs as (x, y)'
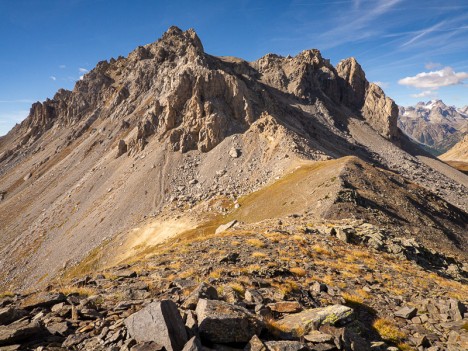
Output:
(1, 0), (467, 136)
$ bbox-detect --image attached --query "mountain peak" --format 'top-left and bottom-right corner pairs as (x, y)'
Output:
(160, 26), (204, 53)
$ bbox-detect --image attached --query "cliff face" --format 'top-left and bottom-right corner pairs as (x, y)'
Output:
(1, 26), (398, 163)
(336, 58), (398, 140)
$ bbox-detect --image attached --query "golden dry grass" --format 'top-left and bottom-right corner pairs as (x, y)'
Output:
(373, 318), (406, 343)
(228, 282), (245, 295)
(246, 238), (266, 248)
(289, 267), (307, 277)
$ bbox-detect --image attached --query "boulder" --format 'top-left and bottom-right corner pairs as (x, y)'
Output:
(215, 220), (238, 234)
(20, 292), (66, 309)
(196, 299), (263, 343)
(182, 283), (218, 310)
(310, 282), (328, 294)
(0, 308), (27, 326)
(394, 306), (417, 319)
(275, 305), (354, 335)
(116, 139), (128, 158)
(229, 148), (241, 158)
(125, 300), (188, 351)
(0, 320), (47, 346)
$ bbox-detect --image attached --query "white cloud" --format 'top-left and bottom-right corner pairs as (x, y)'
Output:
(373, 81), (389, 88)
(410, 90), (437, 98)
(79, 75), (84, 80)
(50, 76), (56, 81)
(79, 68), (88, 73)
(425, 62), (441, 70)
(398, 67), (468, 89)
(59, 64), (66, 69)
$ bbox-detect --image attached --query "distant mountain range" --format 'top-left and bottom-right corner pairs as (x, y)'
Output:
(398, 100), (468, 155)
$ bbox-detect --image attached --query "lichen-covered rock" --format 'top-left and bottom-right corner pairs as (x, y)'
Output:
(275, 305), (354, 336)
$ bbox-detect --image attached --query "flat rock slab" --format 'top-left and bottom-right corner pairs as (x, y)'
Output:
(268, 301), (302, 313)
(303, 330), (334, 343)
(125, 300), (187, 351)
(0, 320), (46, 346)
(395, 306), (417, 319)
(264, 341), (308, 351)
(215, 220), (238, 234)
(20, 292), (66, 310)
(0, 308), (27, 326)
(276, 305), (354, 335)
(196, 298), (262, 343)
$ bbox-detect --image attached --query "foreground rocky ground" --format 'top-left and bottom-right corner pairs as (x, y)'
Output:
(1, 218), (466, 351)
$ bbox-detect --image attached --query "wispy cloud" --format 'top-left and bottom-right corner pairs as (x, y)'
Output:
(59, 64), (66, 69)
(316, 0), (403, 49)
(425, 62), (442, 70)
(50, 76), (56, 81)
(79, 67), (88, 73)
(398, 67), (468, 89)
(410, 90), (437, 99)
(401, 21), (446, 47)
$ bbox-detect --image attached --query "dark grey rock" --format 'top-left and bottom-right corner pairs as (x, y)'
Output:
(125, 300), (188, 351)
(117, 139), (128, 158)
(0, 308), (27, 326)
(182, 283), (218, 310)
(196, 298), (263, 344)
(46, 321), (70, 336)
(0, 320), (47, 346)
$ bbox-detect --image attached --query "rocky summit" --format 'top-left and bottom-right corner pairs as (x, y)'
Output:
(0, 27), (467, 351)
